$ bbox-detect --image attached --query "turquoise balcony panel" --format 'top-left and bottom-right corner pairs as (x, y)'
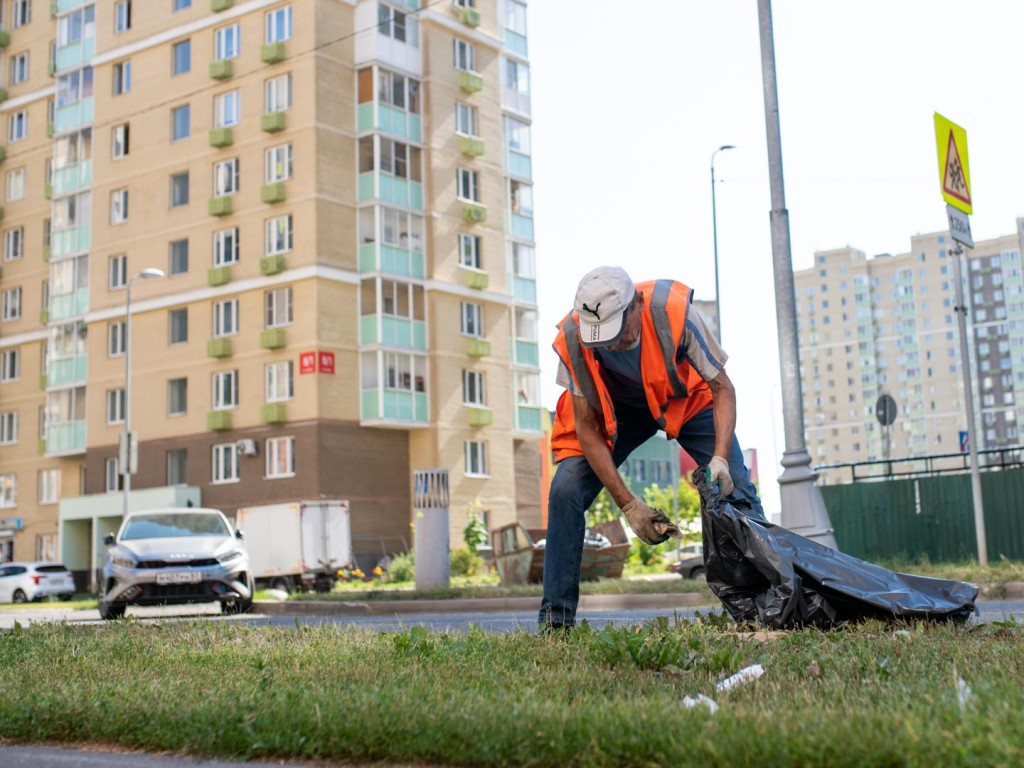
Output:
(514, 276), (537, 303)
(411, 251), (425, 279)
(357, 102), (374, 132)
(48, 355), (88, 387)
(50, 225), (90, 259)
(505, 30), (528, 58)
(359, 315), (377, 345)
(516, 406), (543, 434)
(378, 104), (422, 143)
(383, 390), (427, 421)
(54, 98), (94, 133)
(57, 0), (89, 11)
(46, 420), (86, 455)
(511, 213), (534, 240)
(359, 243), (376, 272)
(358, 172), (374, 202)
(515, 340), (539, 367)
(55, 37), (95, 73)
(380, 317), (427, 350)
(507, 150), (532, 180)
(51, 160), (92, 197)
(49, 288), (89, 321)
(361, 389), (379, 420)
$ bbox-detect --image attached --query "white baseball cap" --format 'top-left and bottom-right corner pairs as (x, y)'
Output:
(573, 266), (636, 348)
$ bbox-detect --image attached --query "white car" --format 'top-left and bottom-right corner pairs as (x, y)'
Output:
(0, 562), (76, 603)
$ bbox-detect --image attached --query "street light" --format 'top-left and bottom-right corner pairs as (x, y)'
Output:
(122, 268), (165, 518)
(710, 144), (735, 345)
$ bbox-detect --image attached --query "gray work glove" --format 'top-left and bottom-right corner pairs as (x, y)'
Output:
(707, 455), (734, 497)
(621, 498), (681, 545)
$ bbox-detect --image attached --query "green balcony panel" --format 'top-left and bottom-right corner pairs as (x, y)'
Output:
(462, 269), (489, 290)
(206, 411), (233, 431)
(39, 309), (49, 325)
(47, 61), (55, 78)
(459, 71), (483, 94)
(208, 127), (233, 148)
(260, 182), (285, 203)
(207, 337), (233, 358)
(467, 337), (490, 358)
(261, 111), (286, 133)
(208, 196), (233, 216)
(42, 244), (50, 262)
(260, 328), (286, 349)
(49, 1), (57, 18)
(209, 59), (233, 80)
(0, 206), (5, 222)
(0, 147), (5, 163)
(43, 183), (52, 200)
(211, 0), (234, 11)
(0, 30), (9, 48)
(260, 42), (286, 63)
(260, 254), (285, 275)
(38, 438), (45, 455)
(458, 7), (481, 27)
(260, 403), (287, 424)
(38, 374), (47, 390)
(468, 407), (492, 427)
(208, 266), (232, 286)
(46, 120), (54, 137)
(460, 135), (485, 157)
(462, 203), (486, 224)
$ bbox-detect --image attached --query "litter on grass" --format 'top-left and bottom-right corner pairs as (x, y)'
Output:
(682, 694), (719, 714)
(716, 664), (765, 692)
(957, 676), (973, 710)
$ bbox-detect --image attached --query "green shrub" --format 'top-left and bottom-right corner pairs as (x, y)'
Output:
(450, 547), (485, 577)
(386, 552), (415, 583)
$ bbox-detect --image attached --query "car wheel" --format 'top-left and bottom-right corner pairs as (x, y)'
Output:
(271, 577), (291, 593)
(689, 566), (706, 581)
(99, 601), (127, 620)
(12, 589), (27, 604)
(58, 594), (73, 602)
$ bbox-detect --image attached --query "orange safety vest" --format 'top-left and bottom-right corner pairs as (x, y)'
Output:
(550, 279), (715, 462)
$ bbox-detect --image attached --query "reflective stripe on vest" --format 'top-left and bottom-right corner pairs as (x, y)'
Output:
(563, 314), (603, 416)
(649, 279), (688, 400)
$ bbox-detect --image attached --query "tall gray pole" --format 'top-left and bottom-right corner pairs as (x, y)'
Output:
(757, 0), (837, 547)
(711, 145), (734, 344)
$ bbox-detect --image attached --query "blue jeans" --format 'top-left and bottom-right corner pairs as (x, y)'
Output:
(538, 406), (764, 628)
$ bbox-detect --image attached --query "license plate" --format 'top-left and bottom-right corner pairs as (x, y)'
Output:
(156, 571), (202, 585)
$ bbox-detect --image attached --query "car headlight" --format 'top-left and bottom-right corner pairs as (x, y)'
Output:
(218, 549), (244, 564)
(111, 556), (136, 568)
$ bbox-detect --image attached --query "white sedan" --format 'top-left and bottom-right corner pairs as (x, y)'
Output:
(0, 562), (76, 603)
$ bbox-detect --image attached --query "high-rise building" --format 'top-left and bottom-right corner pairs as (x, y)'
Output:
(794, 223), (1024, 483)
(0, 0), (541, 576)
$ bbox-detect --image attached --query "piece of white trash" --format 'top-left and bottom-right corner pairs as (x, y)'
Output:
(716, 664), (765, 692)
(957, 677), (972, 710)
(682, 694), (719, 714)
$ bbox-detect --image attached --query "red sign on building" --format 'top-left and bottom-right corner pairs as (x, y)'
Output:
(318, 351), (335, 374)
(299, 351), (317, 375)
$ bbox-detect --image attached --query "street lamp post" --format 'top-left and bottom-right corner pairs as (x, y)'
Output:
(710, 145), (735, 344)
(122, 268), (165, 519)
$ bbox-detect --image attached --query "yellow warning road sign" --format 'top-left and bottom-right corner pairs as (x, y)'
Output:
(934, 113), (972, 214)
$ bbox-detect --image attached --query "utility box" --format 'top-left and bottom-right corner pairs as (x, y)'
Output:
(413, 470), (450, 590)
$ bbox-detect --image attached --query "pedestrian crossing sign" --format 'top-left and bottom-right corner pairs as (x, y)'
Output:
(934, 113), (972, 214)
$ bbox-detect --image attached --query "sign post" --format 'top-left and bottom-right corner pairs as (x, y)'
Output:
(934, 112), (987, 566)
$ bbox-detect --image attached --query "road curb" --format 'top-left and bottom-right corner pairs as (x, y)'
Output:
(253, 591), (714, 616)
(1004, 581), (1024, 599)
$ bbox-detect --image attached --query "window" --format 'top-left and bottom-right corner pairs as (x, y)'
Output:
(9, 53), (28, 86)
(505, 0), (526, 35)
(105, 457), (122, 492)
(213, 158), (239, 196)
(515, 371), (539, 405)
(108, 321), (125, 357)
(167, 377), (187, 415)
(464, 440), (488, 476)
(214, 90), (240, 127)
(3, 227), (23, 261)
(378, 2), (418, 45)
(510, 179), (533, 216)
(0, 411), (16, 444)
(169, 308), (188, 344)
(57, 66), (93, 108)
(265, 74), (292, 112)
(215, 24), (241, 60)
(265, 144), (292, 183)
(0, 473), (16, 507)
(170, 171), (189, 207)
(265, 436), (294, 478)
(169, 239), (188, 275)
(0, 349), (19, 381)
(58, 5), (94, 45)
(373, 69), (420, 113)
(106, 388), (125, 424)
(369, 206), (423, 251)
(114, 0), (131, 33)
(453, 38), (475, 71)
(171, 104), (190, 140)
(265, 286), (292, 327)
(454, 0), (474, 6)
(460, 301), (482, 337)
(265, 360), (293, 402)
(366, 137), (421, 179)
(457, 168), (479, 202)
(174, 0), (191, 10)
(172, 39), (191, 75)
(108, 254), (126, 289)
(212, 443), (238, 483)
(11, 0), (29, 27)
(506, 116), (531, 155)
(266, 5), (292, 42)
(112, 123), (129, 158)
(505, 58), (530, 95)
(112, 61), (131, 95)
(455, 103), (477, 136)
(462, 370), (485, 406)
(265, 214), (293, 255)
(512, 242), (535, 278)
(213, 227), (239, 266)
(167, 449), (186, 484)
(0, 286), (20, 321)
(110, 188), (128, 223)
(6, 168), (25, 201)
(213, 299), (238, 337)
(459, 233), (481, 269)
(212, 370), (238, 410)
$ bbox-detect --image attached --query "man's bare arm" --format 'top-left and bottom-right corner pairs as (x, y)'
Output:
(706, 368), (737, 459)
(571, 393), (633, 508)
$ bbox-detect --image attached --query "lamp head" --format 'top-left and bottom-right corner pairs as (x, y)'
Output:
(719, 144), (736, 151)
(139, 268), (165, 279)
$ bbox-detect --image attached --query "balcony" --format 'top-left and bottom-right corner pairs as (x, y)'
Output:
(49, 288), (88, 321)
(52, 160), (92, 198)
(209, 59), (233, 80)
(208, 127), (233, 148)
(507, 149), (532, 180)
(207, 337), (233, 358)
(261, 111), (286, 133)
(466, 338), (490, 358)
(461, 268), (488, 290)
(358, 243), (425, 279)
(459, 71), (483, 94)
(260, 254), (285, 275)
(0, 30), (8, 48)
(54, 97), (93, 133)
(458, 7), (481, 27)
(208, 266), (232, 286)
(515, 405), (543, 434)
(212, 0), (234, 11)
(505, 30), (528, 58)
(261, 403), (287, 424)
(515, 340), (539, 367)
(55, 36), (95, 73)
(513, 276), (536, 303)
(260, 328), (286, 349)
(208, 196), (233, 216)
(468, 407), (492, 427)
(462, 203), (487, 224)
(260, 42), (286, 63)
(206, 411), (233, 431)
(359, 315), (427, 351)
(360, 389), (429, 424)
(260, 182), (285, 204)
(46, 421), (86, 455)
(357, 171), (424, 210)
(510, 212), (534, 240)
(358, 102), (422, 143)
(48, 355), (87, 387)
(460, 136), (485, 158)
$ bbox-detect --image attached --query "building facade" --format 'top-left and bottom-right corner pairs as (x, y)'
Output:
(794, 223), (1024, 484)
(0, 0), (541, 576)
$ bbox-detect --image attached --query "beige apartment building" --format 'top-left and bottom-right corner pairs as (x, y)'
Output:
(0, 0), (541, 582)
(794, 223), (1024, 484)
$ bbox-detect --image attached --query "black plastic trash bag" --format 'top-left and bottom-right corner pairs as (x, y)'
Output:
(695, 468), (978, 628)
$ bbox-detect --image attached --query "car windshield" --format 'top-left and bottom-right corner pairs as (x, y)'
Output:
(121, 513), (229, 540)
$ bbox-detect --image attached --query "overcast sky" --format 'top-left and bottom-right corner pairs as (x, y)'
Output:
(525, 1), (1024, 515)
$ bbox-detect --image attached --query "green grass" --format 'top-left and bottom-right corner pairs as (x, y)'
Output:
(1, 617), (1022, 766)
